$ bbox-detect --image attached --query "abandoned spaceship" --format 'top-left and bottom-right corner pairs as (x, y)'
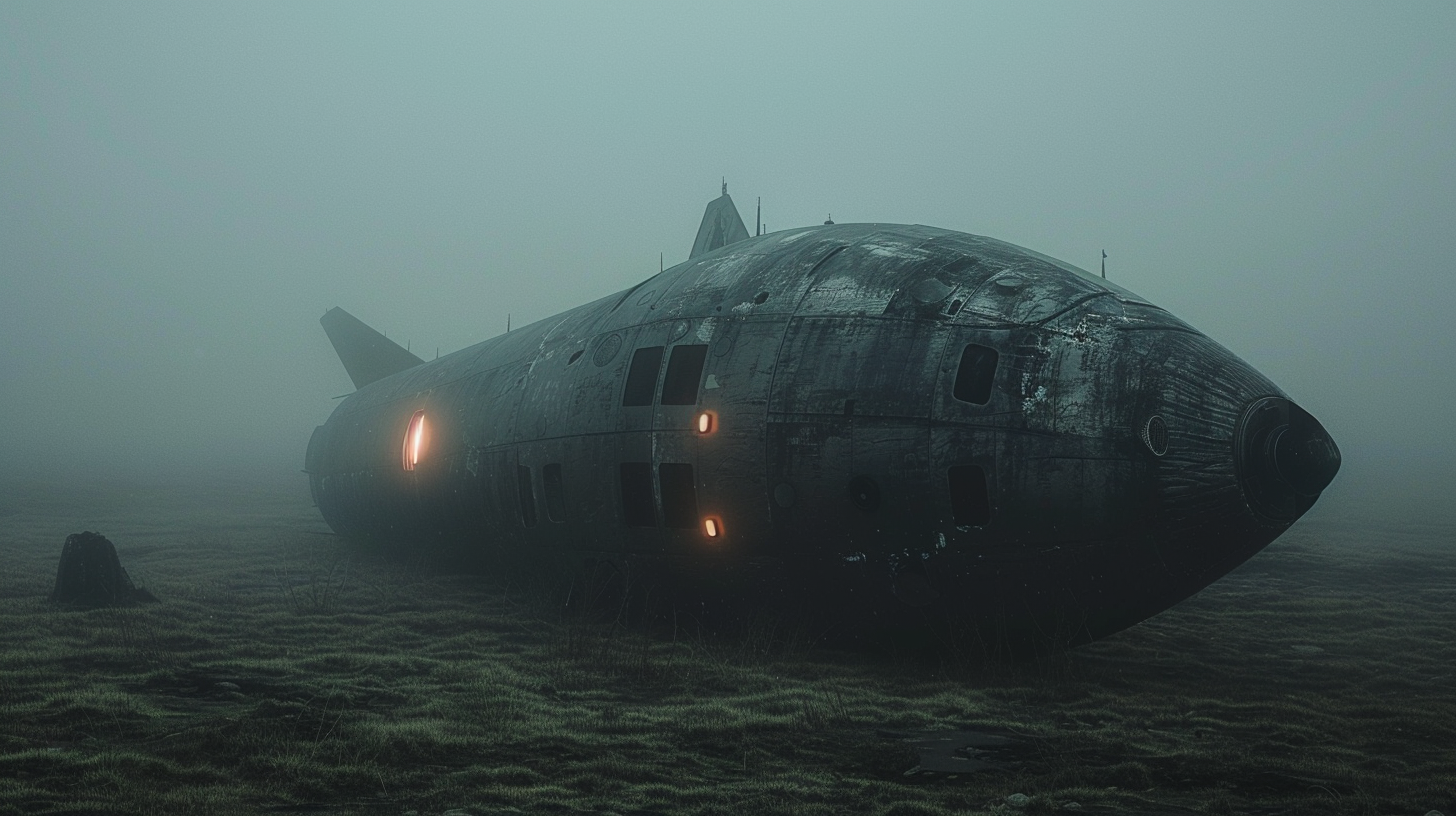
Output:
(306, 188), (1340, 652)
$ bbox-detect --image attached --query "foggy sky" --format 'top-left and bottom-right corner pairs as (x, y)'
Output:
(2, 2), (1453, 515)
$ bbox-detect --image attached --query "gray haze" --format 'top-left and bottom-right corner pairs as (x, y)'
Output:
(2, 3), (1453, 518)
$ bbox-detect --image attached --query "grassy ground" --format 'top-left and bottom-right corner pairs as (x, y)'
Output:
(0, 473), (1452, 816)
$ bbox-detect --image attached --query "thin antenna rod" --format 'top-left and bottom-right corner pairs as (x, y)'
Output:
(1101, 249), (1107, 279)
(660, 252), (663, 273)
(507, 314), (511, 333)
(756, 197), (761, 236)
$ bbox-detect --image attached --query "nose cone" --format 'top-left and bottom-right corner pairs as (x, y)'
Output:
(1235, 397), (1340, 521)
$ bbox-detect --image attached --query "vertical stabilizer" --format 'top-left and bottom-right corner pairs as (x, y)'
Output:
(320, 307), (425, 390)
(689, 183), (751, 259)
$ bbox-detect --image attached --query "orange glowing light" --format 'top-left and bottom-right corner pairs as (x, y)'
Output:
(402, 410), (427, 471)
(696, 411), (716, 434)
(703, 517), (721, 538)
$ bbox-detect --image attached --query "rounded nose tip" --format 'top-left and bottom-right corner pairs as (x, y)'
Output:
(1235, 397), (1340, 522)
(1272, 413), (1341, 495)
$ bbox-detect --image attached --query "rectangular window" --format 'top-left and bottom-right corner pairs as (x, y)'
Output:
(517, 465), (538, 528)
(622, 346), (665, 406)
(543, 463), (566, 523)
(660, 344), (709, 405)
(953, 344), (999, 405)
(658, 463), (699, 529)
(619, 462), (656, 527)
(948, 464), (991, 527)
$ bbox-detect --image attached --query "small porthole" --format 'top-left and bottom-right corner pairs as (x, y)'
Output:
(754, 291), (770, 305)
(567, 349), (584, 366)
(696, 411), (716, 434)
(593, 334), (623, 367)
(1142, 415), (1169, 456)
(848, 475), (881, 512)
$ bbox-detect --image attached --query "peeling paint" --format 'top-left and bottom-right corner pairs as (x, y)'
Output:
(1020, 372), (1050, 414)
(862, 241), (928, 261)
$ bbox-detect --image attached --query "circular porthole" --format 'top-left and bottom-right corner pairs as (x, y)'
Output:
(994, 274), (1025, 292)
(773, 482), (797, 508)
(1141, 415), (1169, 456)
(593, 334), (623, 367)
(848, 475), (881, 512)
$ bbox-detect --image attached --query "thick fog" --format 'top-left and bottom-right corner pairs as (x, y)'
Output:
(2, 3), (1452, 518)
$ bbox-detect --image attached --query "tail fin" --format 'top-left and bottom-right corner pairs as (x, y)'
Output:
(320, 307), (425, 390)
(689, 183), (751, 259)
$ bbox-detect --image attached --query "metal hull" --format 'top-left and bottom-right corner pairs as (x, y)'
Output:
(307, 221), (1338, 651)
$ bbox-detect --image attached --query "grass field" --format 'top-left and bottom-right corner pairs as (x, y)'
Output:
(0, 473), (1452, 815)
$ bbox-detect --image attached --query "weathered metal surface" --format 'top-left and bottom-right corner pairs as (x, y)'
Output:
(306, 193), (1340, 652)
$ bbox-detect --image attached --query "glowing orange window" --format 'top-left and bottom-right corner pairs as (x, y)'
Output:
(402, 410), (427, 471)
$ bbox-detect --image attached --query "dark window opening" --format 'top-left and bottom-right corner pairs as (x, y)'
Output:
(567, 350), (584, 366)
(622, 346), (664, 406)
(948, 464), (991, 526)
(619, 462), (656, 527)
(659, 463), (699, 529)
(953, 344), (999, 405)
(517, 465), (538, 528)
(661, 344), (708, 405)
(543, 463), (566, 523)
